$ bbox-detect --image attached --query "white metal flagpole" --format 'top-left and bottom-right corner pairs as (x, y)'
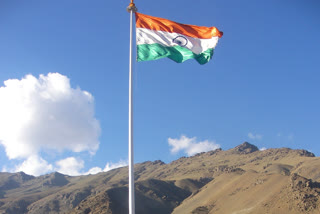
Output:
(127, 1), (137, 214)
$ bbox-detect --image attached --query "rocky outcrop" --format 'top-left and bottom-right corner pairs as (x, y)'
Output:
(230, 142), (259, 154)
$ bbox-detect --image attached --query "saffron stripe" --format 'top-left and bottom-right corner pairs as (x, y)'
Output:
(135, 12), (223, 39)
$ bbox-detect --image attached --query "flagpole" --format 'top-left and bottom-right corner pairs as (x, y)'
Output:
(127, 1), (137, 214)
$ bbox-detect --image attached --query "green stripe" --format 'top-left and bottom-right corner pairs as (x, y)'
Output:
(137, 43), (214, 65)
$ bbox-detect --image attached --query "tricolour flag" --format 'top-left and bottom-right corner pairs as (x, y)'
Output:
(136, 12), (223, 65)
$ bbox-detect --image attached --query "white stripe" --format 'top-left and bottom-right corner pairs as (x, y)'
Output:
(136, 28), (219, 54)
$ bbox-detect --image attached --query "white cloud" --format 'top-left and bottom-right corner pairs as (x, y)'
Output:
(248, 132), (262, 140)
(55, 157), (84, 176)
(1, 166), (8, 172)
(259, 147), (267, 151)
(85, 160), (128, 175)
(168, 135), (220, 156)
(15, 155), (53, 176)
(9, 156), (128, 176)
(0, 73), (101, 176)
(103, 160), (127, 172)
(0, 73), (100, 160)
(85, 167), (103, 175)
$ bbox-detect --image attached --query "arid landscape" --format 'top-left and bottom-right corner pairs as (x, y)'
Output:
(1, 142), (320, 214)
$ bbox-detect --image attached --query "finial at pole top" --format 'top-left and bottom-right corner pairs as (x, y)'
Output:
(127, 1), (137, 12)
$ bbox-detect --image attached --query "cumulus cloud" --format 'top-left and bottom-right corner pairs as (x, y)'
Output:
(0, 73), (100, 160)
(85, 167), (103, 175)
(259, 147), (267, 151)
(15, 155), (53, 176)
(103, 160), (128, 172)
(85, 160), (128, 175)
(53, 158), (128, 176)
(10, 156), (128, 176)
(55, 157), (84, 176)
(248, 132), (262, 140)
(168, 135), (220, 156)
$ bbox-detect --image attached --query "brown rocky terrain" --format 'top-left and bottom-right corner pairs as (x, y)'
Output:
(1, 142), (320, 213)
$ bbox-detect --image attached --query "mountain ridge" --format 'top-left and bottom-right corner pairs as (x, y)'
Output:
(1, 142), (320, 214)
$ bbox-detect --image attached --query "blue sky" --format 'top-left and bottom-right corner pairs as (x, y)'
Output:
(0, 0), (319, 176)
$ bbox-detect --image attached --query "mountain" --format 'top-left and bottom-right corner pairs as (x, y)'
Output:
(1, 142), (320, 214)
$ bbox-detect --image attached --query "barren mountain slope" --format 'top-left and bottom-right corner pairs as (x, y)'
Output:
(1, 142), (320, 214)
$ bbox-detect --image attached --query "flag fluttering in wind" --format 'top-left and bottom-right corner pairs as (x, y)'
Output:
(127, 4), (224, 214)
(136, 12), (223, 65)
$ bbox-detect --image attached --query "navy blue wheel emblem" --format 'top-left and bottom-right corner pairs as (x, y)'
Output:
(172, 36), (188, 47)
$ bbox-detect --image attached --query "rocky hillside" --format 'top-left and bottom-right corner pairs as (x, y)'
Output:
(1, 142), (320, 214)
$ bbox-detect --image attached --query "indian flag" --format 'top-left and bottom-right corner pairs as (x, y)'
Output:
(136, 12), (223, 65)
